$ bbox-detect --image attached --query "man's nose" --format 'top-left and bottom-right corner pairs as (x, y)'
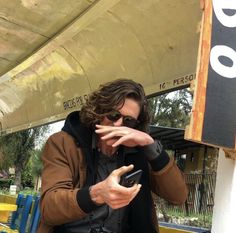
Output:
(113, 117), (123, 127)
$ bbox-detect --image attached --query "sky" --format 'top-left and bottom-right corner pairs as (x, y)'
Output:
(49, 120), (65, 135)
(36, 120), (65, 149)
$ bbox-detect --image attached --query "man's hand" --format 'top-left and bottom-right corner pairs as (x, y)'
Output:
(89, 165), (141, 209)
(95, 124), (154, 147)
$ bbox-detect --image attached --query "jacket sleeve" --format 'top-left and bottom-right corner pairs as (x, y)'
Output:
(150, 157), (188, 204)
(40, 133), (87, 226)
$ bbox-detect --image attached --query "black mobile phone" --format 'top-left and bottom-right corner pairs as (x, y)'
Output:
(121, 169), (143, 187)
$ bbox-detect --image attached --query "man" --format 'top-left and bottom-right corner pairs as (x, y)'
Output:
(38, 79), (188, 233)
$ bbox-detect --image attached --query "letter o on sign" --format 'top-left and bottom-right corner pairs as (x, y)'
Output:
(213, 0), (236, 28)
(210, 45), (236, 78)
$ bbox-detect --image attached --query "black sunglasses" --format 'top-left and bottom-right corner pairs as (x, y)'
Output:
(106, 110), (139, 128)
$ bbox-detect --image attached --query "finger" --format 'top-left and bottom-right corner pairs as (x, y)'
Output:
(101, 131), (125, 140)
(95, 128), (117, 135)
(129, 184), (142, 200)
(108, 186), (140, 201)
(108, 197), (131, 203)
(101, 132), (119, 140)
(96, 125), (126, 133)
(96, 125), (117, 130)
(112, 165), (134, 177)
(109, 201), (131, 209)
(115, 184), (142, 196)
(112, 183), (142, 197)
(112, 134), (131, 147)
(105, 191), (132, 208)
(112, 185), (142, 207)
(96, 124), (108, 128)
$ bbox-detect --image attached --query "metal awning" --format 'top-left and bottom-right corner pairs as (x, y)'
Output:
(0, 0), (202, 134)
(150, 126), (201, 150)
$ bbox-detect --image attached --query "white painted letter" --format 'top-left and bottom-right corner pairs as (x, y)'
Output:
(210, 45), (236, 78)
(213, 0), (236, 27)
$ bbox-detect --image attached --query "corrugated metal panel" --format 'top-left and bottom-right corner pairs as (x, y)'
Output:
(150, 126), (199, 150)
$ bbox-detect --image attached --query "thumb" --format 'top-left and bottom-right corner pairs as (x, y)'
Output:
(113, 164), (134, 177)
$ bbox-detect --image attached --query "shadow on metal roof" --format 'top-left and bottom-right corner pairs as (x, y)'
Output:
(150, 126), (203, 151)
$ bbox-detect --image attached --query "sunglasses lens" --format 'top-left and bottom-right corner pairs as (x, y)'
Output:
(107, 111), (121, 122)
(107, 110), (139, 128)
(123, 117), (138, 128)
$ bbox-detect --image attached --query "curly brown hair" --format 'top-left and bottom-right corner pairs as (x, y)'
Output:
(80, 79), (150, 132)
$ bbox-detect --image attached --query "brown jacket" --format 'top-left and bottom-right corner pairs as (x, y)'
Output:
(37, 131), (188, 233)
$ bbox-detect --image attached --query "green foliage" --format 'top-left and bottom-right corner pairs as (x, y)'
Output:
(164, 210), (213, 229)
(21, 162), (34, 188)
(0, 125), (49, 189)
(148, 88), (193, 128)
(19, 188), (39, 196)
(31, 147), (44, 177)
(0, 178), (13, 188)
